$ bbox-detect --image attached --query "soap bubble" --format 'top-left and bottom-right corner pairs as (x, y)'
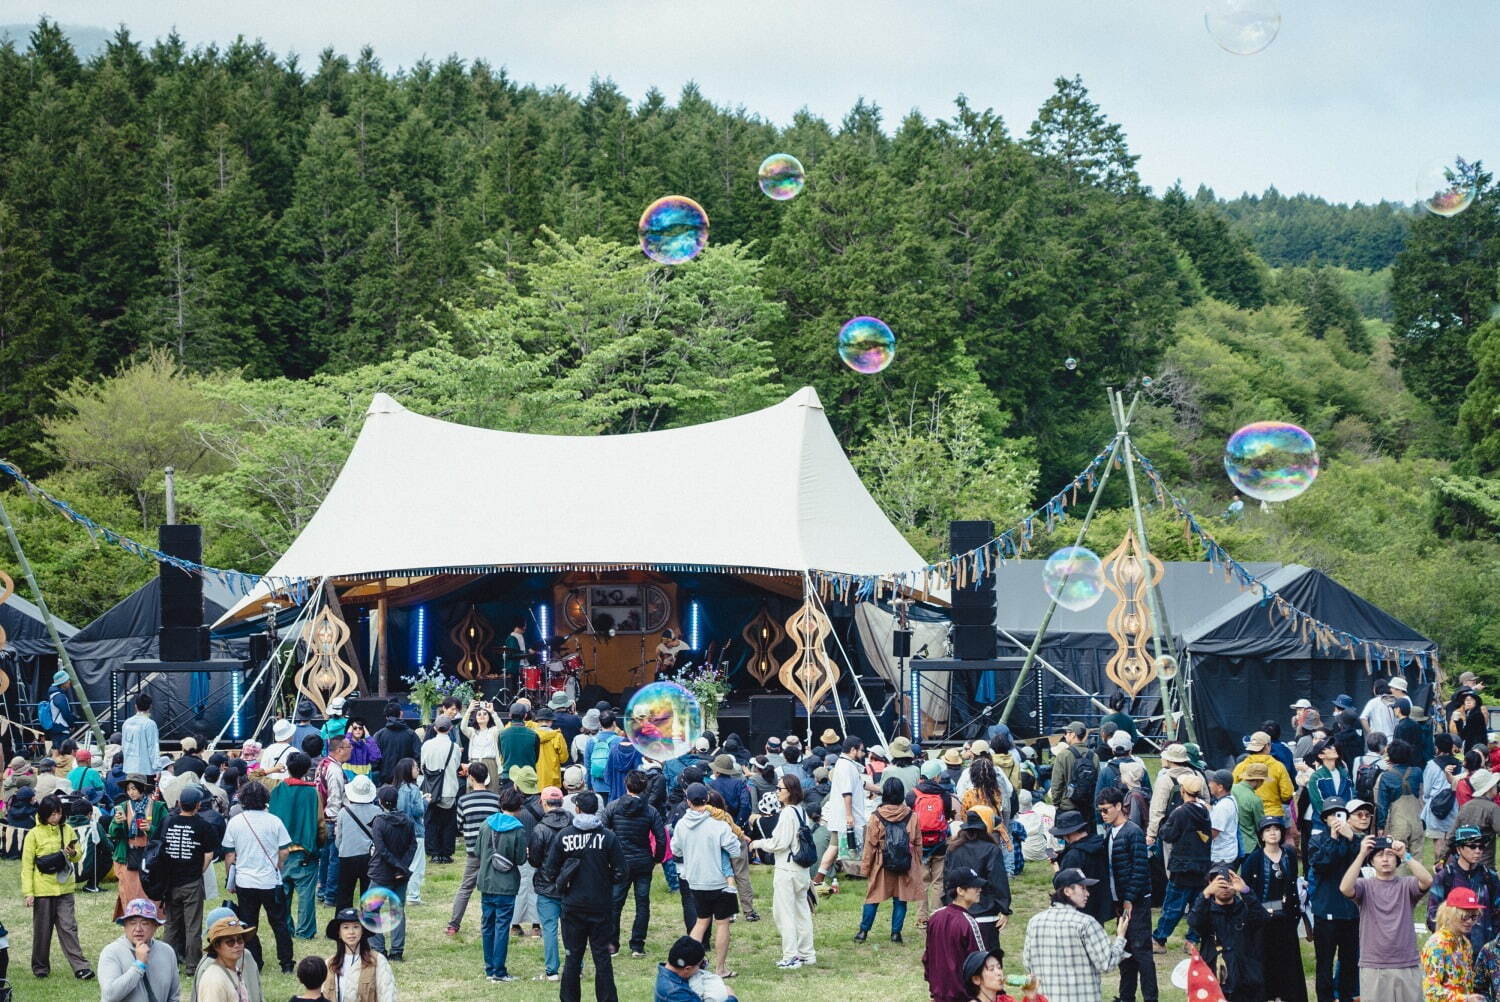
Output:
(639, 196), (709, 264)
(1204, 0), (1281, 55)
(625, 681), (702, 762)
(837, 316), (896, 374)
(1416, 158), (1477, 218)
(1141, 376), (1154, 388)
(1223, 421), (1319, 502)
(1043, 547), (1105, 612)
(757, 153), (805, 201)
(358, 887), (404, 935)
(1064, 357), (1078, 371)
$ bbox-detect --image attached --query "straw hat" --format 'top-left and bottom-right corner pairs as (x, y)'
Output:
(942, 748), (963, 766)
(819, 728), (841, 747)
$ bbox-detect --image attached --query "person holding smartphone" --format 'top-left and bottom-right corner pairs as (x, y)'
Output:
(1188, 863), (1268, 1002)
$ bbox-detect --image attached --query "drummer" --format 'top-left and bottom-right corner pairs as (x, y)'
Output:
(501, 620), (529, 677)
(656, 629), (690, 672)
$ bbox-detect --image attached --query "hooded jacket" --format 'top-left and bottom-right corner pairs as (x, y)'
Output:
(1160, 800), (1212, 877)
(476, 811), (527, 896)
(606, 739), (644, 803)
(529, 807), (573, 897)
(542, 812), (625, 913)
(601, 792), (666, 870)
(672, 806), (741, 892)
(368, 808), (416, 887)
(1057, 830), (1114, 925)
(1188, 887), (1267, 1002)
(534, 725), (568, 791)
(664, 753), (708, 799)
(1306, 828), (1361, 920)
(373, 720), (421, 785)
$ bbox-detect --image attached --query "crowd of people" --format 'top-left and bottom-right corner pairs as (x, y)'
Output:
(7, 668), (1500, 1002)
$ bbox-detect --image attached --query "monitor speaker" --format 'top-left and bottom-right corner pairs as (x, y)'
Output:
(158, 525), (205, 630)
(248, 633), (273, 668)
(749, 694), (795, 744)
(953, 624), (997, 660)
(892, 629), (912, 658)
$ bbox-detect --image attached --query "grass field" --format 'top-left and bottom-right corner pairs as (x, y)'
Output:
(0, 846), (1328, 1002)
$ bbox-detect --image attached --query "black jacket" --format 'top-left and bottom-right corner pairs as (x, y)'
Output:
(600, 793), (666, 869)
(641, 770), (667, 814)
(1105, 819), (1151, 905)
(374, 720), (422, 784)
(942, 836), (1012, 917)
(368, 809), (416, 887)
(1160, 800), (1212, 878)
(1057, 832), (1114, 925)
(528, 808), (573, 897)
(541, 814), (626, 914)
(708, 776), (751, 827)
(1188, 889), (1267, 1002)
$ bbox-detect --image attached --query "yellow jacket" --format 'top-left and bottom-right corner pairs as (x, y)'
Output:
(1232, 753), (1295, 818)
(534, 726), (568, 791)
(20, 821), (81, 897)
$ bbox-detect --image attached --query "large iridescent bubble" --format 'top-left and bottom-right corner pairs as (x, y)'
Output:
(625, 681), (702, 762)
(837, 316), (896, 374)
(1223, 421), (1319, 502)
(1416, 159), (1477, 218)
(358, 886), (404, 935)
(1204, 0), (1281, 55)
(1043, 547), (1105, 612)
(757, 154), (806, 201)
(639, 196), (709, 264)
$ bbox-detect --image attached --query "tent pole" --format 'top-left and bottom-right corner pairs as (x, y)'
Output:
(998, 404), (1132, 728)
(376, 593), (390, 699)
(1113, 390), (1197, 747)
(0, 492), (108, 752)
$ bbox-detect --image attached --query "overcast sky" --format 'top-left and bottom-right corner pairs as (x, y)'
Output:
(4, 0), (1495, 205)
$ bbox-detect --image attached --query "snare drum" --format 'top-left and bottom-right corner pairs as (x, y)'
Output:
(561, 652), (584, 674)
(521, 665), (543, 691)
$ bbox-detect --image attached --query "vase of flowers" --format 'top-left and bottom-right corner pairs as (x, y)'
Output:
(401, 664), (468, 725)
(672, 662), (731, 736)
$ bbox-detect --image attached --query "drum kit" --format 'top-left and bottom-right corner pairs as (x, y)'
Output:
(511, 635), (589, 705)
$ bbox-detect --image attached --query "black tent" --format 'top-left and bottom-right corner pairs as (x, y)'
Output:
(66, 575), (251, 732)
(986, 561), (1435, 764)
(1, 592), (77, 747)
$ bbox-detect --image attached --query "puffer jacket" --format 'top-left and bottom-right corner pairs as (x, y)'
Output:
(1105, 818), (1151, 904)
(1159, 800), (1212, 878)
(367, 808), (416, 887)
(1057, 831), (1114, 925)
(600, 792), (666, 870)
(529, 808), (572, 897)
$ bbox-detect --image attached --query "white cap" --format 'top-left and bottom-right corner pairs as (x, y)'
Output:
(1289, 699), (1313, 710)
(1107, 731), (1134, 752)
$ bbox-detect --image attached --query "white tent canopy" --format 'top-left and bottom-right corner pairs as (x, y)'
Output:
(217, 387), (930, 625)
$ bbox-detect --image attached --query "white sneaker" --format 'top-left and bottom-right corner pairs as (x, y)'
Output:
(798, 957), (816, 966)
(776, 958), (803, 970)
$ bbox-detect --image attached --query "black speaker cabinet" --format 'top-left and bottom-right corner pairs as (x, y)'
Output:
(160, 626), (210, 662)
(344, 697), (389, 733)
(892, 629), (912, 658)
(950, 520), (996, 656)
(158, 525), (205, 630)
(749, 694), (795, 745)
(953, 624), (997, 660)
(248, 633), (274, 667)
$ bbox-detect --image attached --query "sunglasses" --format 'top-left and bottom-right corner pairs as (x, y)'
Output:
(218, 935), (246, 946)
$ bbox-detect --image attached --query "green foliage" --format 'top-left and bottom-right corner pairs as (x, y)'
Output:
(1159, 184), (1267, 309)
(1273, 260), (1372, 352)
(1205, 185), (1410, 270)
(1459, 317), (1500, 474)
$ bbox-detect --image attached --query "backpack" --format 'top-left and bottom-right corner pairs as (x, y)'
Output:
(913, 789), (948, 848)
(881, 817), (912, 875)
(1354, 759), (1382, 803)
(790, 808), (818, 868)
(1125, 787), (1150, 826)
(37, 695), (54, 731)
(139, 839), (169, 900)
(590, 734), (620, 782)
(1066, 750), (1099, 809)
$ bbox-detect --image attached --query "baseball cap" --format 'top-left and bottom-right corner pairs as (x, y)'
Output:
(1345, 798), (1373, 814)
(1317, 797), (1348, 818)
(1107, 731), (1134, 753)
(692, 736), (711, 753)
(1453, 826), (1484, 847)
(962, 948), (1005, 984)
(178, 786), (205, 809)
(1289, 698), (1313, 710)
(1245, 730), (1271, 752)
(563, 765), (586, 790)
(1052, 867), (1098, 890)
(1446, 886), (1482, 910)
(668, 935), (705, 970)
(541, 786), (564, 803)
(685, 782), (710, 804)
(1064, 721), (1087, 738)
(1206, 861), (1236, 881)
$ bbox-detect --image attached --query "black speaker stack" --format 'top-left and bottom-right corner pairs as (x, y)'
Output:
(950, 520), (997, 659)
(158, 524), (209, 661)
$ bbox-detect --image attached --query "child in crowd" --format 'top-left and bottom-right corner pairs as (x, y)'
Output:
(291, 955), (330, 1002)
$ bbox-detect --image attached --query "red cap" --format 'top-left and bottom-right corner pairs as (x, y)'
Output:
(541, 786), (564, 802)
(1445, 886), (1482, 910)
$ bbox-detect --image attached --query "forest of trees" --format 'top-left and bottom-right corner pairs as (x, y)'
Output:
(1, 21), (1497, 674)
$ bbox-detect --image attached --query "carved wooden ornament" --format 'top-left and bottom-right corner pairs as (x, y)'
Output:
(742, 605), (785, 686)
(451, 605), (495, 680)
(778, 598), (840, 712)
(296, 605), (359, 713)
(1101, 528), (1166, 697)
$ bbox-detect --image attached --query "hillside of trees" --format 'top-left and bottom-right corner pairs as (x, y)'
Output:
(1, 21), (1497, 674)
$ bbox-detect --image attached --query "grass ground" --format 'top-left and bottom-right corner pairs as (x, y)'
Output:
(0, 845), (1330, 1002)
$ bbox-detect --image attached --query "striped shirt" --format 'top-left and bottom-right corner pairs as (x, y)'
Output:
(457, 790), (503, 854)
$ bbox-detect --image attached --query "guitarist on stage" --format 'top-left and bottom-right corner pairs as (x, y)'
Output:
(655, 629), (690, 672)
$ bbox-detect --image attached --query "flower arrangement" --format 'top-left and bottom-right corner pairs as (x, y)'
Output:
(401, 664), (473, 722)
(671, 662), (732, 730)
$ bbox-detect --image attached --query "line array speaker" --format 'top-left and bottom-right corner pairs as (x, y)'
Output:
(158, 525), (205, 631)
(950, 520), (997, 658)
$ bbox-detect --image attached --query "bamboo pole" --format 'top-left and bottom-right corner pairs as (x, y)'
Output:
(0, 492), (108, 751)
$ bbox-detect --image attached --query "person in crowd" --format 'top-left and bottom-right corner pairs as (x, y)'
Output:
(292, 956), (327, 1002)
(707, 754), (751, 829)
(267, 750), (321, 939)
(1428, 826), (1500, 953)
(475, 785), (527, 982)
(1362, 679), (1398, 742)
(444, 760), (502, 937)
(1454, 690), (1490, 754)
(1307, 796), (1372, 1002)
(813, 736), (869, 885)
(334, 774), (381, 909)
(1234, 731), (1295, 820)
(1048, 722), (1098, 821)
(547, 693), (581, 750)
(1290, 699), (1321, 757)
(1097, 786), (1155, 1002)
(1330, 699), (1366, 770)
(880, 737), (920, 796)
(1338, 833), (1431, 1002)
(1152, 773), (1211, 951)
(653, 935), (724, 1002)
(910, 758), (958, 929)
(1206, 770), (1242, 865)
(2, 783), (37, 860)
(462, 700), (502, 792)
(315, 735), (350, 906)
(1306, 739), (1355, 837)
(1458, 768), (1500, 868)
(1236, 817), (1307, 1002)
(1022, 868), (1127, 1002)
(937, 747), (965, 793)
(1425, 734), (1464, 860)
(572, 709), (602, 769)
(745, 757), (780, 848)
(499, 701), (540, 773)
(1394, 698), (1433, 768)
(545, 789), (626, 1002)
(942, 809), (1012, 950)
(391, 758), (427, 905)
(108, 773), (167, 919)
(1103, 693), (1140, 744)
(1423, 886), (1484, 1002)
(963, 756), (1015, 848)
(601, 768), (666, 957)
(529, 785), (571, 982)
(855, 775), (922, 943)
(1146, 744), (1199, 849)
(1189, 863), (1267, 1002)
(290, 702), (319, 753)
(420, 716), (462, 864)
(121, 694), (161, 779)
(365, 784), (415, 961)
(99, 898), (179, 1002)
(321, 907), (396, 1002)
(585, 711), (625, 797)
(748, 772), (815, 969)
(665, 736), (712, 798)
(1052, 809), (1112, 926)
(21, 792), (92, 979)
(343, 717), (381, 780)
(260, 719), (297, 775)
(319, 697), (350, 746)
(161, 785), (215, 971)
(922, 868), (987, 1002)
(672, 782), (740, 978)
(1378, 737), (1428, 851)
(66, 748), (103, 798)
(1098, 731), (1143, 798)
(604, 729), (644, 804)
(223, 778), (296, 973)
(195, 916), (260, 1002)
(533, 706), (569, 791)
(40, 669), (74, 752)
(372, 703), (420, 786)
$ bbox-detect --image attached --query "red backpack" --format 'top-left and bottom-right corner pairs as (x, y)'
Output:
(913, 789), (948, 848)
